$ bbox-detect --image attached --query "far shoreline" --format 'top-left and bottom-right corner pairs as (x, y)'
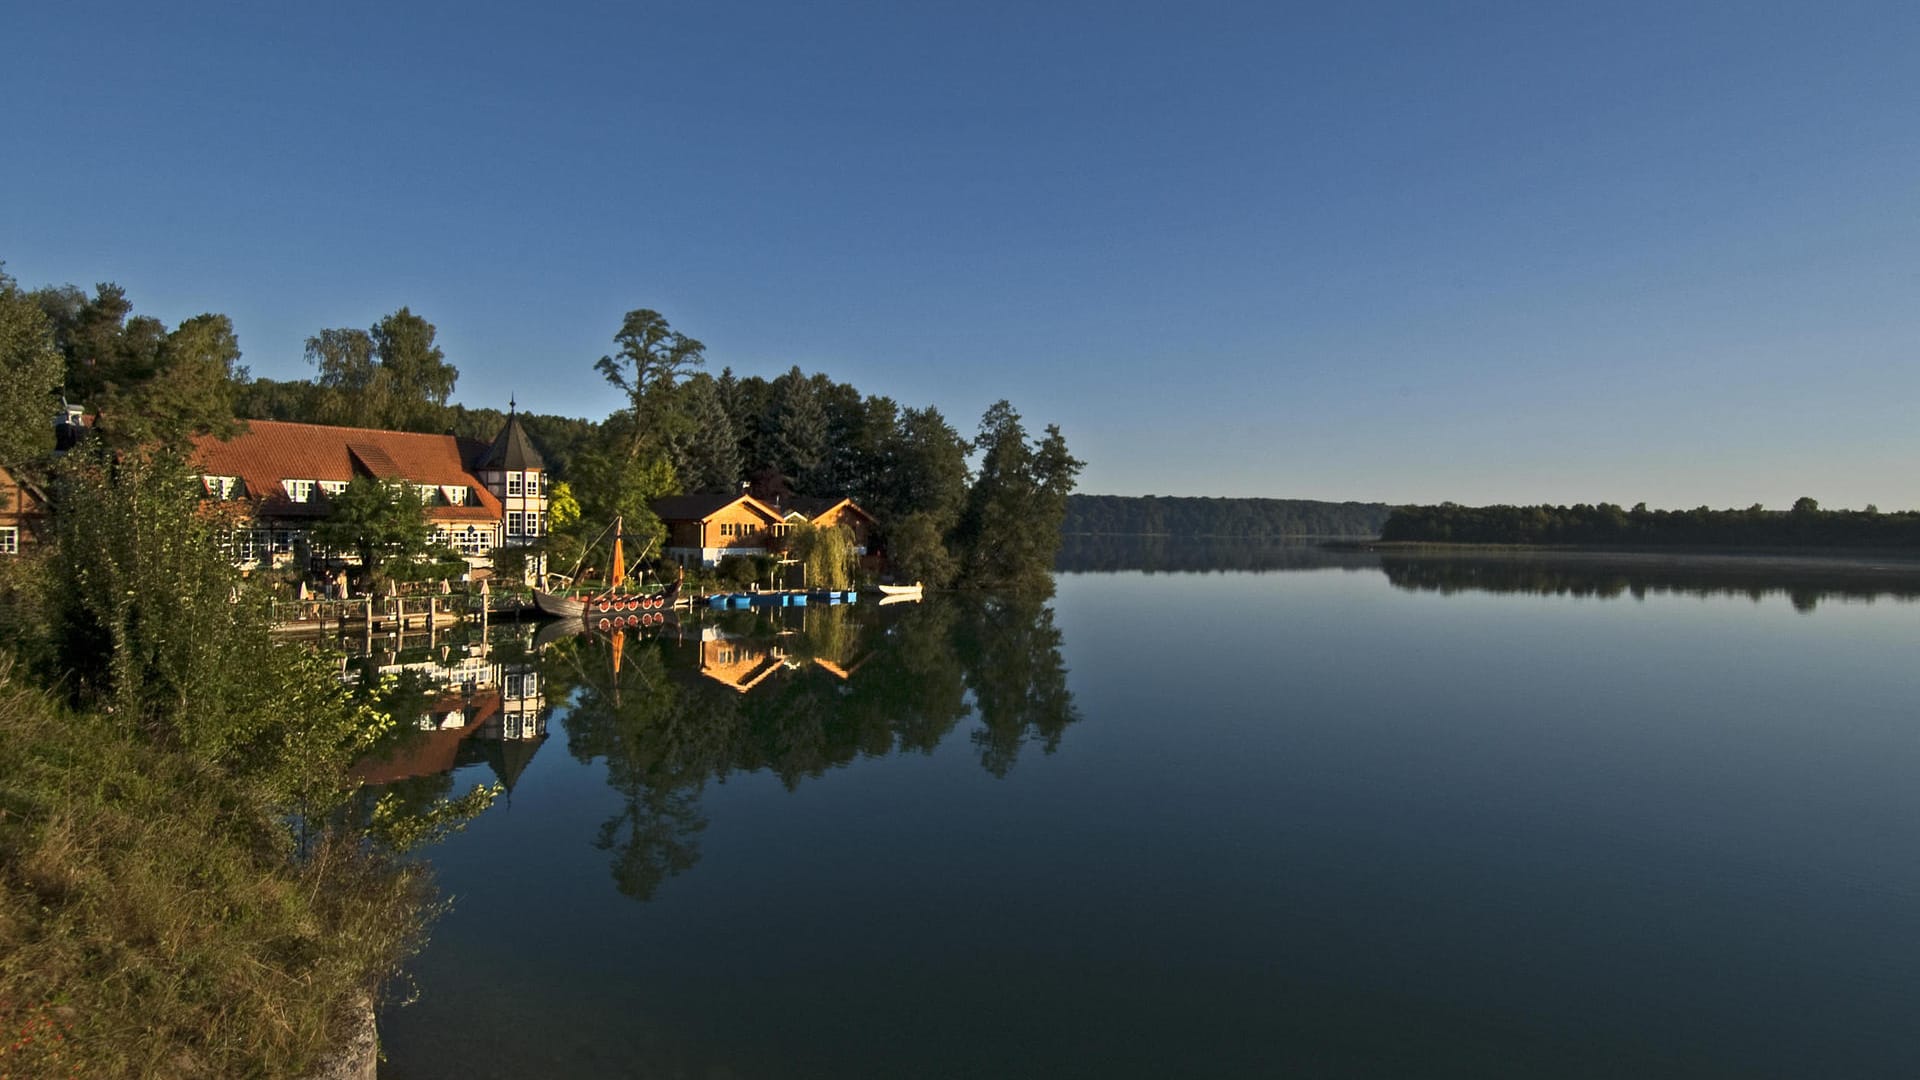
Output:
(1319, 540), (1920, 578)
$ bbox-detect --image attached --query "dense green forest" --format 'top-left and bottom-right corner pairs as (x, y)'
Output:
(1063, 494), (1390, 537)
(1380, 500), (1920, 548)
(1, 266), (1081, 592)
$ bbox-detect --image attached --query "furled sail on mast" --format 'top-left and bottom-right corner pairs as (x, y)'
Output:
(610, 516), (626, 590)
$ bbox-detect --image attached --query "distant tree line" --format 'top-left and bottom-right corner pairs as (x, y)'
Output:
(1380, 499), (1920, 548)
(1055, 534), (1381, 575)
(1063, 494), (1390, 538)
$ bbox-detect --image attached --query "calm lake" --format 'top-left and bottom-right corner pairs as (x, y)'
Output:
(372, 548), (1920, 1078)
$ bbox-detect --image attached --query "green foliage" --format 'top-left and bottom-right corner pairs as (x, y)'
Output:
(547, 479), (583, 530)
(371, 307), (457, 428)
(99, 312), (245, 450)
(882, 510), (957, 587)
(309, 476), (436, 589)
(24, 276), (243, 450)
(368, 781), (503, 852)
(597, 308), (705, 463)
(789, 521), (856, 590)
(44, 450), (394, 808)
(0, 664), (434, 1078)
(303, 309), (459, 432)
(31, 281), (166, 405)
(766, 365), (829, 490)
(567, 444), (673, 552)
(954, 401), (1084, 593)
(669, 372), (740, 492)
(0, 264), (65, 464)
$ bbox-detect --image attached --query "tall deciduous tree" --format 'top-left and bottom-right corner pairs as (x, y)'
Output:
(27, 279), (239, 448)
(371, 307), (457, 430)
(304, 309), (457, 431)
(596, 309), (705, 463)
(0, 265), (64, 464)
(100, 313), (245, 449)
(307, 327), (380, 426)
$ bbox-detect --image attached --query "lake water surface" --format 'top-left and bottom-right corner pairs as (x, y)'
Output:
(376, 551), (1920, 1077)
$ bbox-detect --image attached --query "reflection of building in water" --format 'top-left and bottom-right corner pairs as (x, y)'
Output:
(349, 650), (548, 788)
(479, 665), (546, 741)
(696, 625), (791, 694)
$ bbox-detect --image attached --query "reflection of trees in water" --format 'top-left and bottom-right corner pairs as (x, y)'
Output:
(1055, 533), (1378, 575)
(1379, 556), (1920, 612)
(956, 595), (1077, 777)
(548, 595), (1077, 901)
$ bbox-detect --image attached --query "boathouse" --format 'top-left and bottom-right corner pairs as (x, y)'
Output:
(652, 492), (788, 567)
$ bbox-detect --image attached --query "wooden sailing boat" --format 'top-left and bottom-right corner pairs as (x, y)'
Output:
(532, 516), (681, 622)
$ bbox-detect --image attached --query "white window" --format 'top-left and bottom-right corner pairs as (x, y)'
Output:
(285, 479), (313, 503)
(507, 473), (523, 496)
(529, 512), (541, 536)
(319, 480), (348, 496)
(443, 485), (467, 505)
(201, 475), (238, 499)
(0, 527), (16, 555)
(506, 512), (523, 536)
(540, 472), (550, 493)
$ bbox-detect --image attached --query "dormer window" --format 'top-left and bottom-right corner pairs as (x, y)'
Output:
(443, 485), (467, 506)
(285, 480), (314, 503)
(319, 480), (348, 496)
(201, 475), (238, 499)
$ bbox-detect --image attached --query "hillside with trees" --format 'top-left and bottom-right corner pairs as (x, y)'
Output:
(1064, 494), (1391, 538)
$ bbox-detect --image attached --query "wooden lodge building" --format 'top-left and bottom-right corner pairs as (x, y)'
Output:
(651, 491), (878, 569)
(187, 412), (550, 576)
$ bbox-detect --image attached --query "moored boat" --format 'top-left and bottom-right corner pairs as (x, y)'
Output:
(875, 581), (924, 598)
(532, 517), (681, 620)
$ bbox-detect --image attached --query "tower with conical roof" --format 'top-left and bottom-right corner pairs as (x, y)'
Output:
(475, 401), (549, 562)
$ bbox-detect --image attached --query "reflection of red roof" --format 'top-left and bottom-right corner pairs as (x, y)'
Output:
(349, 689), (502, 784)
(190, 420), (502, 522)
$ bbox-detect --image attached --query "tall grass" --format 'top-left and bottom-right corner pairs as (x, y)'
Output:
(0, 663), (432, 1078)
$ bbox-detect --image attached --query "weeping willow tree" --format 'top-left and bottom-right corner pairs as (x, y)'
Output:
(789, 521), (856, 590)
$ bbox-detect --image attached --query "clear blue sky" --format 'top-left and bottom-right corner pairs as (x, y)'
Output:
(5, 1), (1917, 508)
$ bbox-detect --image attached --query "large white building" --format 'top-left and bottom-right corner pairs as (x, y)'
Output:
(188, 411), (549, 576)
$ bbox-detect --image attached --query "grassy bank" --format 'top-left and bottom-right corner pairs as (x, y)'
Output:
(0, 662), (431, 1078)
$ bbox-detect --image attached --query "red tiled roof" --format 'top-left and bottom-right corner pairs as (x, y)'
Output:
(190, 420), (502, 522)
